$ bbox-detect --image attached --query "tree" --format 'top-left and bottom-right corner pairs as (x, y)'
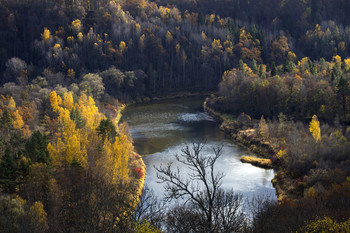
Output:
(79, 73), (105, 100)
(97, 118), (116, 142)
(259, 115), (269, 138)
(301, 217), (350, 232)
(49, 91), (62, 113)
(0, 196), (25, 233)
(132, 186), (164, 229)
(62, 92), (74, 111)
(4, 58), (28, 84)
(8, 97), (16, 110)
(309, 115), (321, 142)
(1, 109), (13, 129)
(22, 163), (52, 205)
(71, 19), (82, 34)
(336, 76), (349, 120)
(100, 66), (126, 96)
(12, 110), (24, 130)
(251, 59), (258, 74)
(270, 36), (289, 63)
(156, 143), (245, 232)
(271, 62), (277, 76)
(0, 148), (18, 193)
(70, 107), (85, 128)
(28, 201), (49, 233)
(41, 28), (50, 42)
(25, 131), (50, 164)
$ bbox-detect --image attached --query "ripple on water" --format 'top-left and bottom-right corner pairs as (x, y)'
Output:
(177, 112), (215, 122)
(130, 123), (185, 139)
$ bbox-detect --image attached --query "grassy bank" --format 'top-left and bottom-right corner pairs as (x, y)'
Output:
(240, 156), (273, 169)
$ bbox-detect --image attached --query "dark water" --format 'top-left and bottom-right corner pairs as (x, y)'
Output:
(122, 97), (276, 200)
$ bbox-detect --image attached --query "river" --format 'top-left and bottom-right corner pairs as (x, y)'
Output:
(122, 97), (276, 201)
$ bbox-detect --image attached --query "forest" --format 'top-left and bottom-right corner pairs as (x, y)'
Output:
(0, 0), (350, 232)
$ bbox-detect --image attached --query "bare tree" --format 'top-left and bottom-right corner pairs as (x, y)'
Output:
(132, 185), (165, 230)
(156, 142), (245, 232)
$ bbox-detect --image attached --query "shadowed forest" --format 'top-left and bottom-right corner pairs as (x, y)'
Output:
(0, 0), (350, 232)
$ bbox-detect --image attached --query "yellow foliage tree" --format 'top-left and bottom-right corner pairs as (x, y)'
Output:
(119, 41), (127, 53)
(71, 19), (82, 33)
(287, 51), (297, 62)
(62, 92), (74, 110)
(112, 134), (131, 185)
(159, 6), (170, 21)
(165, 31), (173, 44)
(8, 96), (16, 110)
(332, 55), (342, 67)
(310, 115), (321, 142)
(58, 108), (76, 140)
(302, 217), (350, 232)
(41, 28), (50, 42)
(49, 91), (62, 112)
(175, 43), (180, 56)
(139, 34), (145, 51)
(66, 133), (86, 166)
(201, 31), (207, 41)
(113, 104), (125, 132)
(47, 90), (133, 187)
(47, 138), (65, 166)
(259, 115), (269, 138)
(277, 149), (288, 162)
(344, 58), (350, 73)
(78, 94), (102, 131)
(299, 57), (310, 73)
(48, 91), (90, 166)
(28, 201), (49, 233)
(53, 43), (61, 50)
(77, 32), (83, 42)
(211, 39), (223, 53)
(13, 110), (24, 130)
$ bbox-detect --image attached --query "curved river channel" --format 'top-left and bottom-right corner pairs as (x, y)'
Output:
(122, 97), (276, 201)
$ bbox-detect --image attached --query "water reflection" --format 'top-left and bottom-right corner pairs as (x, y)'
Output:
(122, 97), (276, 200)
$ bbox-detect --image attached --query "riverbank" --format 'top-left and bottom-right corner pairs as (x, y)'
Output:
(204, 97), (278, 162)
(125, 91), (212, 106)
(203, 97), (293, 201)
(130, 152), (146, 200)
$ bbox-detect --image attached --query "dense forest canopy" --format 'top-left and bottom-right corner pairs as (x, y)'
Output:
(0, 0), (350, 232)
(2, 0), (350, 98)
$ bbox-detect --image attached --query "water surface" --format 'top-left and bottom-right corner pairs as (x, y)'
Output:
(122, 97), (276, 200)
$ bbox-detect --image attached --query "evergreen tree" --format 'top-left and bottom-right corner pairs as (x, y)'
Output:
(1, 109), (13, 128)
(25, 131), (51, 165)
(70, 107), (85, 128)
(271, 62), (277, 76)
(0, 148), (18, 193)
(336, 76), (349, 120)
(97, 118), (117, 142)
(284, 60), (295, 73)
(258, 64), (266, 78)
(251, 59), (258, 74)
(238, 59), (244, 72)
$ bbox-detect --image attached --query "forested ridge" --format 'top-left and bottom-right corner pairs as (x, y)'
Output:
(0, 0), (350, 232)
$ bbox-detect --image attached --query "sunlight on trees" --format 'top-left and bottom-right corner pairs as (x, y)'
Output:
(309, 115), (321, 142)
(41, 28), (50, 42)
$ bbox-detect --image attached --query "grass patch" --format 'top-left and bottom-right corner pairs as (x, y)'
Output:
(221, 114), (237, 122)
(240, 156), (273, 169)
